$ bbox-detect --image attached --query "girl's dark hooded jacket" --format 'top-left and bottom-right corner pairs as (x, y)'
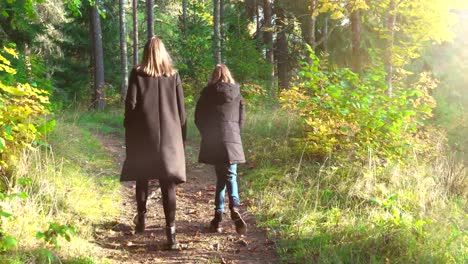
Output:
(121, 68), (187, 184)
(195, 82), (246, 165)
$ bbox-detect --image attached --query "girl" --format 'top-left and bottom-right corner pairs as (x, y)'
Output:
(195, 64), (247, 235)
(121, 37), (186, 250)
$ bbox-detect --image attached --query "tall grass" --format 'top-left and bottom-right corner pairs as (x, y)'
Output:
(241, 106), (467, 263)
(1, 108), (123, 263)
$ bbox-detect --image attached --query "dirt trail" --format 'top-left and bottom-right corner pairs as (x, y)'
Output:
(93, 133), (278, 264)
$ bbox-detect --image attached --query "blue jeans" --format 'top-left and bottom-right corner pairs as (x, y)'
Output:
(214, 164), (240, 213)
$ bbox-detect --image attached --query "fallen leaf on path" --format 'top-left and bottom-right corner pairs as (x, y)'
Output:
(212, 243), (220, 251)
(180, 243), (189, 250)
(238, 239), (248, 246)
(249, 245), (259, 251)
(206, 185), (216, 191)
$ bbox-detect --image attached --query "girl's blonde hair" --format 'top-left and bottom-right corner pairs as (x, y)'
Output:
(208, 64), (235, 86)
(138, 37), (175, 77)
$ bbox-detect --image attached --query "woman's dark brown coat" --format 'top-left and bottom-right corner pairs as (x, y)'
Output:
(121, 68), (187, 184)
(195, 82), (245, 165)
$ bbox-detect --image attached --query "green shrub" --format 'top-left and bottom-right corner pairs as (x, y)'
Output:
(242, 106), (466, 263)
(280, 49), (438, 164)
(0, 46), (53, 186)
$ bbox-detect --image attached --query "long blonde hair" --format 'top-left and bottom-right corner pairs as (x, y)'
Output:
(208, 64), (235, 86)
(138, 37), (176, 77)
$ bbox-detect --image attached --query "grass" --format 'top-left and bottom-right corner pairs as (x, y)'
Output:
(241, 105), (467, 264)
(1, 106), (124, 263)
(1, 100), (465, 263)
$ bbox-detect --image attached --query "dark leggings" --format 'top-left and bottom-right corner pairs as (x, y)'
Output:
(136, 179), (176, 227)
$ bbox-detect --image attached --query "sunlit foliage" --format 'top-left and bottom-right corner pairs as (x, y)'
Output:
(281, 49), (438, 163)
(0, 46), (51, 187)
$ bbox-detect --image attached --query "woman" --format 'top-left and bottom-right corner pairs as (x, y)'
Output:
(195, 64), (247, 235)
(121, 37), (186, 250)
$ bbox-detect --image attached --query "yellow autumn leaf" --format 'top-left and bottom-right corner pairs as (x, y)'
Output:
(330, 10), (344, 20)
(3, 46), (18, 58)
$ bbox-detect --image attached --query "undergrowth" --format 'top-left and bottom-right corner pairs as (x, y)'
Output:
(1, 108), (123, 263)
(241, 105), (467, 264)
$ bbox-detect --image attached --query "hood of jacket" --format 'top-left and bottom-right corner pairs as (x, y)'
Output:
(202, 82), (241, 104)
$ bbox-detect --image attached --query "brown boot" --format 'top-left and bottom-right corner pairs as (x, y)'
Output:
(230, 207), (247, 235)
(165, 226), (179, 250)
(133, 213), (145, 233)
(209, 211), (223, 233)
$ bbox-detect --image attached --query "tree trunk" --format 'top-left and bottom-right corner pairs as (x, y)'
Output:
(24, 43), (33, 81)
(298, 0), (316, 66)
(255, 0), (260, 34)
(263, 0), (275, 92)
(350, 9), (361, 73)
(120, 0), (128, 102)
(147, 0), (154, 39)
(299, 16), (315, 46)
(275, 4), (289, 89)
(322, 16), (328, 53)
(220, 0), (225, 55)
(182, 0), (188, 39)
(132, 0), (138, 65)
(385, 0), (397, 96)
(213, 0), (222, 64)
(299, 0), (316, 49)
(91, 3), (106, 110)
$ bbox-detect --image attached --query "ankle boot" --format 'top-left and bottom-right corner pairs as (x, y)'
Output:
(133, 212), (145, 233)
(230, 207), (247, 235)
(165, 226), (179, 250)
(209, 211), (223, 233)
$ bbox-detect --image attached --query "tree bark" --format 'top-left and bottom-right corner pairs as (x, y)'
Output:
(213, 0), (222, 64)
(299, 16), (315, 48)
(147, 0), (154, 39)
(385, 0), (397, 96)
(132, 0), (138, 65)
(120, 0), (129, 102)
(91, 3), (106, 110)
(350, 9), (361, 73)
(275, 4), (289, 89)
(263, 0), (275, 92)
(220, 0), (225, 54)
(182, 0), (188, 39)
(298, 0), (316, 49)
(322, 16), (328, 53)
(255, 0), (260, 34)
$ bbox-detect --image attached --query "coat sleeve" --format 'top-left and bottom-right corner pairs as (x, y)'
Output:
(194, 95), (202, 131)
(239, 95), (246, 130)
(176, 73), (187, 142)
(194, 90), (207, 135)
(124, 69), (138, 128)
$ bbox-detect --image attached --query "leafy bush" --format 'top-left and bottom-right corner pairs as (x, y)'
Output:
(242, 107), (466, 264)
(280, 49), (438, 163)
(0, 46), (53, 188)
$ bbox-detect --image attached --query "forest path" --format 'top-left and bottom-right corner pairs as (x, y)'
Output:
(92, 132), (278, 264)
